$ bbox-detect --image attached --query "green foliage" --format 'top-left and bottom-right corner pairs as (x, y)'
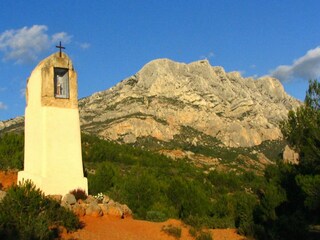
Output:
(0, 133), (24, 170)
(167, 177), (210, 220)
(207, 170), (242, 193)
(281, 106), (320, 173)
(305, 79), (320, 111)
(281, 79), (320, 174)
(189, 227), (197, 237)
(0, 180), (80, 240)
(88, 161), (119, 195)
(234, 192), (256, 237)
(120, 168), (160, 219)
(296, 174), (320, 211)
(146, 210), (167, 222)
(196, 231), (213, 240)
(161, 224), (182, 239)
(254, 80), (320, 239)
(0, 130), (301, 238)
(256, 183), (286, 223)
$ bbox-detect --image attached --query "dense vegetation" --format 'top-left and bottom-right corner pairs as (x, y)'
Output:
(0, 132), (23, 170)
(257, 79), (320, 240)
(0, 181), (80, 240)
(1, 80), (320, 239)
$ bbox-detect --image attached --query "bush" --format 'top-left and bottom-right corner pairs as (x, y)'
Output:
(88, 161), (119, 195)
(196, 231), (213, 240)
(0, 133), (24, 170)
(234, 192), (256, 237)
(161, 224), (181, 239)
(120, 167), (160, 219)
(146, 210), (167, 222)
(70, 188), (87, 201)
(0, 180), (81, 240)
(189, 227), (197, 237)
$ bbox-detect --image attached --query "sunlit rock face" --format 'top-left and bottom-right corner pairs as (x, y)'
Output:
(79, 58), (301, 147)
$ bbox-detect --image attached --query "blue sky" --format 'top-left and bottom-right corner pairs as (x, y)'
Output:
(1, 0), (320, 121)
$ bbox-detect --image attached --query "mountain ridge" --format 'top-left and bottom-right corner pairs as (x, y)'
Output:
(78, 58), (300, 147)
(1, 58), (301, 148)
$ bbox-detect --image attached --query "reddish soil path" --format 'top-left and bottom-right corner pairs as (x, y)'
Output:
(63, 216), (245, 240)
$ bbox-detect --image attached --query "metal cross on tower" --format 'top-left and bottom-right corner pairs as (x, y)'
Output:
(56, 41), (65, 57)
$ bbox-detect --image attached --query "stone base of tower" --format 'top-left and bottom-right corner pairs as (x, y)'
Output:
(18, 170), (88, 196)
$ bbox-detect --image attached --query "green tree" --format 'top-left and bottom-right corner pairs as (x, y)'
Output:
(88, 161), (119, 195)
(257, 79), (320, 239)
(281, 79), (320, 174)
(296, 174), (320, 211)
(120, 167), (160, 219)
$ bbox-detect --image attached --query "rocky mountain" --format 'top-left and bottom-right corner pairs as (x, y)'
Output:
(78, 58), (300, 148)
(0, 58), (302, 171)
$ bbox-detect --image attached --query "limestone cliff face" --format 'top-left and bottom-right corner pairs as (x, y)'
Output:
(79, 59), (300, 147)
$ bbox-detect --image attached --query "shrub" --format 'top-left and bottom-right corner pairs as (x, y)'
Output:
(196, 231), (213, 240)
(161, 224), (182, 239)
(189, 227), (197, 237)
(120, 167), (160, 219)
(70, 188), (87, 200)
(0, 180), (81, 240)
(146, 210), (167, 222)
(88, 161), (119, 195)
(234, 192), (256, 237)
(0, 133), (24, 170)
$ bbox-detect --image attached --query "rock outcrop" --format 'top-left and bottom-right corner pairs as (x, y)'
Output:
(283, 145), (299, 164)
(79, 59), (300, 147)
(59, 193), (132, 218)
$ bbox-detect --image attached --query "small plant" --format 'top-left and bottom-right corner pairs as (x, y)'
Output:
(70, 188), (87, 200)
(93, 192), (104, 203)
(196, 231), (213, 240)
(161, 224), (182, 239)
(189, 227), (197, 237)
(146, 210), (167, 222)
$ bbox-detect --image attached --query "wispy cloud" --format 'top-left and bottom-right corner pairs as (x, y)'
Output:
(79, 42), (90, 50)
(51, 32), (72, 44)
(0, 102), (7, 110)
(0, 25), (72, 64)
(200, 51), (215, 60)
(20, 88), (26, 98)
(270, 46), (320, 82)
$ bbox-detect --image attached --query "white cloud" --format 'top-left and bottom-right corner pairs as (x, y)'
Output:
(20, 88), (26, 98)
(0, 102), (7, 110)
(270, 46), (320, 82)
(0, 25), (72, 64)
(51, 32), (72, 44)
(79, 42), (90, 49)
(200, 51), (215, 60)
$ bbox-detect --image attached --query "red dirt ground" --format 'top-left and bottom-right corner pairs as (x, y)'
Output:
(63, 216), (245, 240)
(0, 170), (245, 240)
(0, 170), (17, 190)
